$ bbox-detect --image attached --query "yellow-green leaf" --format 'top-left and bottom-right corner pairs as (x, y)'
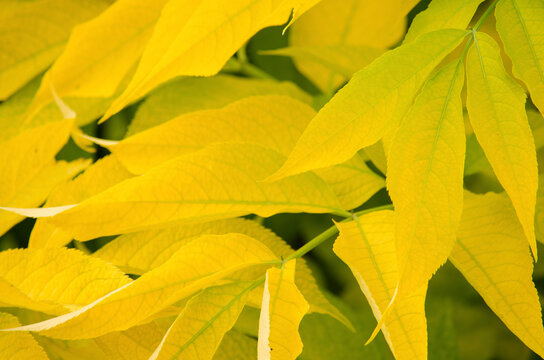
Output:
(93, 218), (351, 329)
(5, 234), (277, 339)
(258, 260), (309, 360)
(495, 0), (544, 115)
(150, 280), (260, 360)
(466, 31), (539, 258)
(363, 141), (388, 175)
(103, 0), (319, 120)
(333, 211), (427, 360)
(316, 152), (384, 210)
(0, 0), (110, 99)
(28, 142), (345, 240)
(264, 45), (384, 91)
(94, 322), (165, 360)
(0, 119), (75, 236)
(269, 29), (468, 180)
(28, 0), (170, 115)
(0, 312), (48, 360)
(213, 329), (256, 360)
(537, 177), (544, 242)
(127, 75), (311, 135)
(289, 0), (410, 91)
(35, 335), (109, 360)
(0, 247), (131, 314)
(109, 96), (314, 174)
(29, 156), (133, 249)
(449, 192), (544, 357)
(528, 109), (544, 151)
(387, 60), (466, 298)
(404, 0), (484, 43)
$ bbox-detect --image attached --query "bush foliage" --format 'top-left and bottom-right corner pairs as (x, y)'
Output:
(0, 0), (544, 359)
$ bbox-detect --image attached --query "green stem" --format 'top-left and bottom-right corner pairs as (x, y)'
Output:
(224, 44), (275, 80)
(473, 0), (499, 31)
(456, 0), (499, 69)
(285, 204), (394, 261)
(240, 61), (275, 80)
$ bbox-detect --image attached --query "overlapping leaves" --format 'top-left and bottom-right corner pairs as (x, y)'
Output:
(1, 0), (544, 359)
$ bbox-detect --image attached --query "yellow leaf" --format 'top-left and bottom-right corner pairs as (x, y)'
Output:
(93, 218), (351, 329)
(316, 152), (384, 210)
(466, 31), (539, 258)
(213, 329), (257, 360)
(263, 45), (384, 91)
(495, 0), (544, 115)
(289, 0), (409, 91)
(103, 0), (319, 120)
(0, 247), (131, 314)
(363, 141), (388, 175)
(150, 280), (260, 360)
(258, 260), (309, 360)
(536, 176), (544, 243)
(0, 312), (48, 360)
(109, 96), (314, 174)
(28, 0), (170, 115)
(0, 119), (74, 236)
(387, 61), (466, 298)
(449, 192), (544, 357)
(0, 277), (66, 315)
(4, 234), (278, 339)
(127, 75), (311, 135)
(29, 156), (133, 249)
(268, 29), (468, 180)
(94, 322), (164, 360)
(0, 159), (89, 237)
(0, 0), (110, 99)
(0, 77), (117, 142)
(404, 0), (484, 43)
(333, 212), (427, 360)
(27, 142), (345, 240)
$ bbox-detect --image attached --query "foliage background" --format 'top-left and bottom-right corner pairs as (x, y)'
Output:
(1, 0), (543, 359)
